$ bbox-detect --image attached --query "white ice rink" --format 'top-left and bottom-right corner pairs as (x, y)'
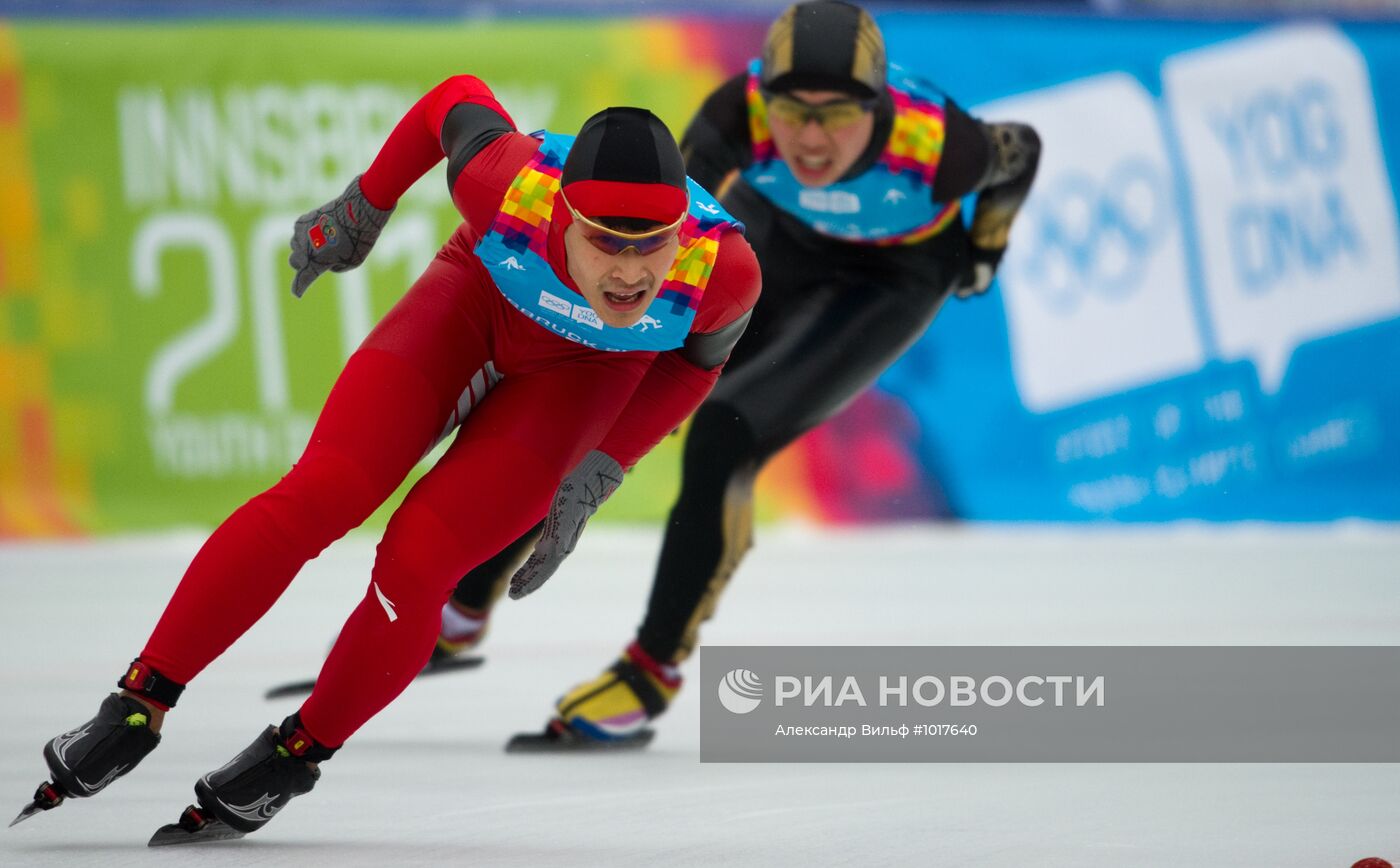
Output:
(2, 524), (1398, 867)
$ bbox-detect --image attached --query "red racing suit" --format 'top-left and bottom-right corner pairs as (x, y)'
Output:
(135, 76), (760, 748)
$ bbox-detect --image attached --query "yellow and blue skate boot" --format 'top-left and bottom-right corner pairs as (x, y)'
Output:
(506, 641), (680, 752)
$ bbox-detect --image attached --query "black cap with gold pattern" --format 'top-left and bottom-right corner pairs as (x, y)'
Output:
(760, 0), (886, 100)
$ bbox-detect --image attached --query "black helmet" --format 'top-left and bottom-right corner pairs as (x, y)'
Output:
(561, 107), (688, 226)
(760, 1), (886, 100)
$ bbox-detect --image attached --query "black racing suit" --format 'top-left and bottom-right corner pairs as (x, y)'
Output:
(451, 71), (1040, 668)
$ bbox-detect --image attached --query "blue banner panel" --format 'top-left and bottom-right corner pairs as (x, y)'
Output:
(875, 14), (1400, 520)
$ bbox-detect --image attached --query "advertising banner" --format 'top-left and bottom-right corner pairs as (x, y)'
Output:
(0, 19), (760, 534)
(3, 14), (1398, 533)
(846, 16), (1400, 521)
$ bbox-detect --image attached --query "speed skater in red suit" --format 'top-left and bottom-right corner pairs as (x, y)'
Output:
(14, 75), (759, 841)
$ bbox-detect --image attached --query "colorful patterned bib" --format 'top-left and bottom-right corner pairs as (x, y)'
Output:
(476, 132), (739, 352)
(742, 60), (961, 245)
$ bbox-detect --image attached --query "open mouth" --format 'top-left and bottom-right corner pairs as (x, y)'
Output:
(793, 154), (833, 180)
(603, 288), (648, 311)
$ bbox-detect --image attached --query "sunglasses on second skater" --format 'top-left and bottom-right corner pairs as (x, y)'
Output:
(763, 91), (877, 132)
(560, 191), (687, 256)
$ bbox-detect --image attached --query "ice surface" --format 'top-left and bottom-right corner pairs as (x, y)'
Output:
(2, 523), (1398, 867)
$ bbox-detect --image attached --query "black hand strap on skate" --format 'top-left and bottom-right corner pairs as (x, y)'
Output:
(609, 661), (670, 719)
(278, 713), (340, 763)
(117, 659), (186, 710)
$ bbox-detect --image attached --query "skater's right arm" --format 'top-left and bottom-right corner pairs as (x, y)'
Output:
(679, 73), (752, 200)
(930, 101), (1042, 299)
(289, 76), (533, 295)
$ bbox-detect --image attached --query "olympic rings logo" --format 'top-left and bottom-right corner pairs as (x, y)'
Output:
(1009, 159), (1172, 315)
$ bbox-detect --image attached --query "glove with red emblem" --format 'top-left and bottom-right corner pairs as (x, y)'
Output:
(287, 175), (395, 297)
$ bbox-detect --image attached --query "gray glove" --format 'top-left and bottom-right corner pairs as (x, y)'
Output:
(509, 450), (624, 600)
(287, 175), (394, 297)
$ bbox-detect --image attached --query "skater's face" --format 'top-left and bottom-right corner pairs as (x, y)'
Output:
(765, 88), (876, 188)
(562, 201), (683, 329)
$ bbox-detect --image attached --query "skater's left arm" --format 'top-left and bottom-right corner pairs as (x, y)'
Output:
(507, 234), (761, 600)
(934, 100), (1041, 298)
(595, 231), (761, 469)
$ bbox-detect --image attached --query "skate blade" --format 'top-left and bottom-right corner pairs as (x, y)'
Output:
(10, 782), (66, 827)
(9, 803), (45, 828)
(265, 654), (485, 700)
(148, 813), (246, 847)
(505, 720), (655, 754)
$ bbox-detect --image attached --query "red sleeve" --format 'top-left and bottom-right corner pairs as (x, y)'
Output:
(596, 352), (719, 470)
(448, 132), (543, 241)
(596, 232), (761, 469)
(359, 75), (514, 210)
(692, 231), (761, 333)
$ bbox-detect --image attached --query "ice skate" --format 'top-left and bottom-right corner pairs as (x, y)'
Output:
(11, 693), (160, 827)
(507, 642), (679, 753)
(148, 715), (330, 846)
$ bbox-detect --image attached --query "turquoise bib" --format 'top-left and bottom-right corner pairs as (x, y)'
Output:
(476, 132), (740, 352)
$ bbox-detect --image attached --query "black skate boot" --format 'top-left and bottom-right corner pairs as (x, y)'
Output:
(148, 713), (335, 846)
(44, 693), (161, 799)
(12, 661), (181, 827)
(10, 694), (161, 826)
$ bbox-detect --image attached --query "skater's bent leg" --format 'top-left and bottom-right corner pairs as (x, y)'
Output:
(138, 348), (458, 688)
(133, 250), (494, 696)
(636, 279), (952, 666)
(299, 358), (647, 747)
(546, 408), (753, 739)
(297, 461), (547, 747)
(636, 401), (761, 664)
